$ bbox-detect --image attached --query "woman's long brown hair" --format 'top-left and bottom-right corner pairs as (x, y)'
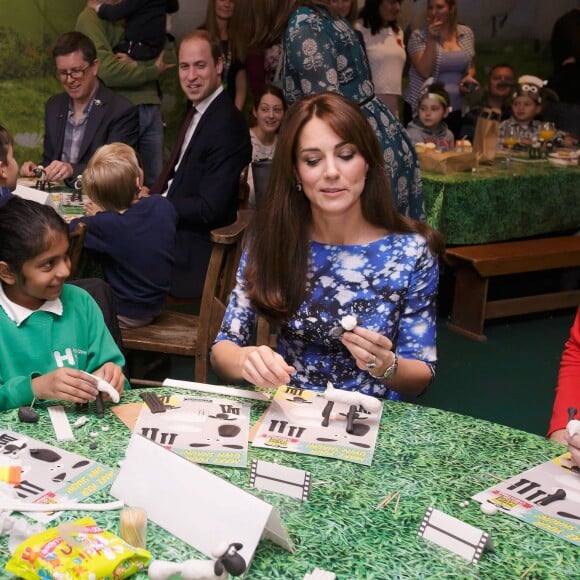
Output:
(245, 92), (444, 324)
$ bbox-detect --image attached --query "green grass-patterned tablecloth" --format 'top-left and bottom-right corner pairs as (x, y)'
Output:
(1, 388), (578, 579)
(423, 161), (580, 245)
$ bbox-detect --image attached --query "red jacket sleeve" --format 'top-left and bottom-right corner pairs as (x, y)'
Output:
(548, 307), (580, 437)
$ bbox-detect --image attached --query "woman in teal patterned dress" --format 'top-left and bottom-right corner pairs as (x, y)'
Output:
(232, 0), (425, 220)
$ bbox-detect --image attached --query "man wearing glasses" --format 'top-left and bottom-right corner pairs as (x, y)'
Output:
(20, 32), (138, 185)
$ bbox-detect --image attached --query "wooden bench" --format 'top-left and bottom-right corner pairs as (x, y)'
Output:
(445, 236), (580, 340)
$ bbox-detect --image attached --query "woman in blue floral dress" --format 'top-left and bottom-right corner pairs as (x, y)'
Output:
(232, 0), (425, 220)
(211, 93), (443, 400)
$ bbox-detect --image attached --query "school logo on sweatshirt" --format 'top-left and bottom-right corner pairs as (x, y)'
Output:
(53, 347), (87, 368)
(53, 348), (76, 367)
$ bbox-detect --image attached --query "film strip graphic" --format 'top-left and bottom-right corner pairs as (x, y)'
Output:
(250, 459), (311, 501)
(418, 507), (490, 564)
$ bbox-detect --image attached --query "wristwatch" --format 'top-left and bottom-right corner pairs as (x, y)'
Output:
(369, 353), (399, 381)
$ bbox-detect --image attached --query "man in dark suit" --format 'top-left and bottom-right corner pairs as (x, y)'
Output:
(151, 29), (251, 298)
(20, 31), (138, 185)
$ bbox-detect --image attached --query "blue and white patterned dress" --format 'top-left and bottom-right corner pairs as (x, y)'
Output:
(282, 6), (424, 221)
(214, 233), (439, 400)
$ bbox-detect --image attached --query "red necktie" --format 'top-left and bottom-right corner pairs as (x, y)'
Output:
(151, 105), (196, 194)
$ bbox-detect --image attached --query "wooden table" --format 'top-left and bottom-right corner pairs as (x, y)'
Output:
(1, 387), (577, 578)
(423, 160), (580, 245)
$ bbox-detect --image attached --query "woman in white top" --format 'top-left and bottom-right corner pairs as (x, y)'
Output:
(247, 84), (286, 207)
(356, 0), (405, 118)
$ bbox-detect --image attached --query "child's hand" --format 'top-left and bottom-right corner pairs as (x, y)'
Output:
(32, 368), (99, 403)
(93, 362), (125, 400)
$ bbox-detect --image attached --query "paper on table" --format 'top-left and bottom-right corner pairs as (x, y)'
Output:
(163, 378), (271, 401)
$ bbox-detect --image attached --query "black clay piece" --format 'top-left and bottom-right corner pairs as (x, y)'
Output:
(52, 473), (66, 483)
(72, 460), (90, 469)
(209, 413), (236, 421)
(139, 391), (166, 414)
(218, 425), (241, 438)
(349, 423), (371, 437)
(89, 442), (98, 450)
(18, 406), (39, 423)
(537, 488), (566, 506)
(557, 511), (580, 520)
(30, 448), (61, 462)
(350, 441), (371, 448)
(95, 392), (105, 418)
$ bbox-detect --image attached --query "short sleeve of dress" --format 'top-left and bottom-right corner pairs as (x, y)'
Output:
(407, 28), (427, 56)
(213, 251), (257, 347)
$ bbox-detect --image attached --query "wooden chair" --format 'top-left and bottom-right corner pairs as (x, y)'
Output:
(67, 221), (87, 280)
(239, 165), (250, 209)
(122, 209), (254, 385)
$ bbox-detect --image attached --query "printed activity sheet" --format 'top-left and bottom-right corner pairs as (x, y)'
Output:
(0, 429), (117, 523)
(134, 394), (251, 468)
(473, 454), (580, 546)
(252, 386), (382, 465)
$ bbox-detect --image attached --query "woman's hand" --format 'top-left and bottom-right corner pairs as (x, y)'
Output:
(427, 16), (444, 38)
(569, 433), (580, 466)
(341, 326), (394, 378)
(32, 368), (99, 404)
(460, 75), (480, 95)
(568, 434), (580, 467)
(239, 346), (295, 389)
(93, 362), (125, 400)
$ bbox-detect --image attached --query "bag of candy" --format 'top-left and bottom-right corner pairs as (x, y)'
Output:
(5, 516), (151, 579)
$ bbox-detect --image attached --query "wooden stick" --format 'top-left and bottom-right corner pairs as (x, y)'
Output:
(375, 491), (401, 510)
(375, 492), (395, 509)
(394, 492), (401, 513)
(520, 561), (538, 579)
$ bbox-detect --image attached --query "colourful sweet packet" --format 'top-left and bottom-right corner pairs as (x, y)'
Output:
(5, 516), (151, 579)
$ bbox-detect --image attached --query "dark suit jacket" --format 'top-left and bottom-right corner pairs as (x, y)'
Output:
(164, 91), (251, 298)
(43, 81), (139, 178)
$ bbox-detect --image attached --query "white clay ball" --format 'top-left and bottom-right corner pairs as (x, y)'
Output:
(340, 315), (358, 331)
(480, 502), (498, 515)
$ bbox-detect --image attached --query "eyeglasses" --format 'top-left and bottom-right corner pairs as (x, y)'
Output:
(55, 64), (92, 81)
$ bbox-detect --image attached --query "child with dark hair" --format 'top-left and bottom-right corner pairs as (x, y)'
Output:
(498, 75), (546, 144)
(406, 81), (455, 151)
(0, 196), (127, 411)
(70, 142), (177, 329)
(0, 126), (18, 206)
(87, 0), (174, 61)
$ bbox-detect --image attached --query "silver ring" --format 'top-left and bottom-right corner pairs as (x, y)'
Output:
(366, 354), (377, 370)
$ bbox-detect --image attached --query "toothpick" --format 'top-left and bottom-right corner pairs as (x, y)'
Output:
(520, 561), (538, 579)
(375, 491), (400, 510)
(375, 492), (394, 509)
(394, 491), (401, 513)
(485, 472), (504, 481)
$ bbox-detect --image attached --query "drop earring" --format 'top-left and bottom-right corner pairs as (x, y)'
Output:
(296, 182), (303, 192)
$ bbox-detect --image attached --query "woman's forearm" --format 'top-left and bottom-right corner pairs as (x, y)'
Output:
(381, 357), (433, 397)
(410, 35), (438, 78)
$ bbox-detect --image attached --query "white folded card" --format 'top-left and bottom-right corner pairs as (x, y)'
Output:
(110, 434), (294, 569)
